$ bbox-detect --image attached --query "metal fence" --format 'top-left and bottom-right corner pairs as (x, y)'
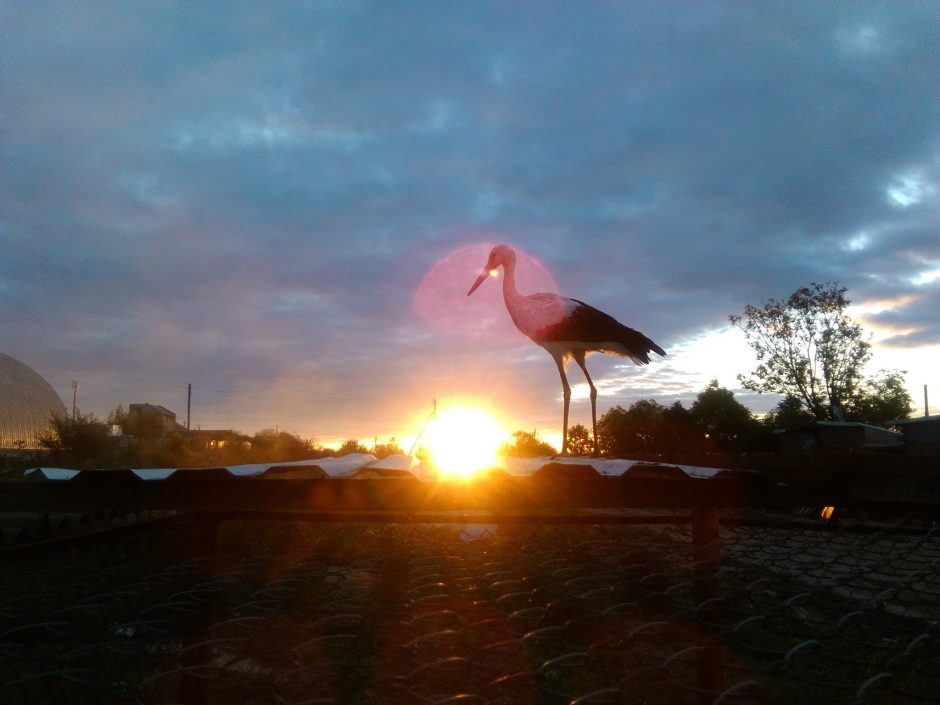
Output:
(2, 510), (938, 705)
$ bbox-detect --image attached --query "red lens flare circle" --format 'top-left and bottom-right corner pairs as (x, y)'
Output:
(412, 241), (560, 342)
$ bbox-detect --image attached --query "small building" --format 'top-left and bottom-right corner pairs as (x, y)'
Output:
(887, 415), (940, 455)
(776, 420), (903, 452)
(189, 429), (251, 450)
(124, 404), (186, 439)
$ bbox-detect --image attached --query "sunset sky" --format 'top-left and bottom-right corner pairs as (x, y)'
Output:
(2, 2), (938, 449)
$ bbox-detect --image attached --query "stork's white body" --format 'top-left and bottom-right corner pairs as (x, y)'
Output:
(468, 245), (665, 455)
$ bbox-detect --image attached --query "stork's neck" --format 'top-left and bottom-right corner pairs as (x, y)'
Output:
(501, 258), (522, 307)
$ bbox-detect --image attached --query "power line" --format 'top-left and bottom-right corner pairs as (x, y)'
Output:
(407, 398), (436, 456)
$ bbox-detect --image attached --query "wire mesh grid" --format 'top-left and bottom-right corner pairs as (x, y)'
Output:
(2, 516), (938, 704)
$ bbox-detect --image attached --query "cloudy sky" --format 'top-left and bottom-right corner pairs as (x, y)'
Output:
(2, 2), (938, 448)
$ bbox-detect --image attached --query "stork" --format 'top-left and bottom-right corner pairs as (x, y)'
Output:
(467, 244), (665, 455)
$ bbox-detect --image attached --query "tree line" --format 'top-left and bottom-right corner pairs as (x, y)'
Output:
(501, 373), (911, 458)
(23, 413), (401, 472)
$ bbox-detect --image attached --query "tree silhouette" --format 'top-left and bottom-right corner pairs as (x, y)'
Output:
(597, 400), (669, 456)
(37, 412), (113, 469)
(565, 424), (594, 456)
(250, 429), (317, 462)
(662, 401), (706, 452)
(372, 437), (403, 459)
(337, 439), (371, 455)
(690, 380), (756, 451)
(730, 282), (871, 420)
(107, 404), (127, 426)
(501, 430), (557, 457)
(765, 395), (816, 430)
(847, 370), (914, 426)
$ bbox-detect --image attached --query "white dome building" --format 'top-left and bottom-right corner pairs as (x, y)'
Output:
(0, 353), (67, 450)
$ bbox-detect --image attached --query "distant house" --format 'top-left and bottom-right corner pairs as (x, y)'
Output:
(124, 404), (186, 439)
(887, 414), (940, 455)
(189, 429), (251, 450)
(776, 420), (903, 452)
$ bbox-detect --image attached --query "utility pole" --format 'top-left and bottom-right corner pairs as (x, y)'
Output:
(71, 380), (78, 420)
(186, 383), (192, 431)
(925, 384), (929, 417)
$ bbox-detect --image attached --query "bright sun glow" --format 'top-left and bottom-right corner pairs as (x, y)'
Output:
(427, 406), (507, 480)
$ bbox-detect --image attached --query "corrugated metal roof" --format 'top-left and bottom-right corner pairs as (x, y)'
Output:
(888, 414), (940, 425)
(23, 453), (722, 481)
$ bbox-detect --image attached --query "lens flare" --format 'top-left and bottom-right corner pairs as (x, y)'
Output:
(428, 406), (508, 480)
(412, 240), (559, 341)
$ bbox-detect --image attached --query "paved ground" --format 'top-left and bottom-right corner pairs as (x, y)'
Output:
(2, 517), (938, 704)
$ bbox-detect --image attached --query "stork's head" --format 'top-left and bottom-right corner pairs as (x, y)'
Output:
(467, 244), (516, 296)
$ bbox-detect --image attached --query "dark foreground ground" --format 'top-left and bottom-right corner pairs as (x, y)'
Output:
(2, 516), (939, 705)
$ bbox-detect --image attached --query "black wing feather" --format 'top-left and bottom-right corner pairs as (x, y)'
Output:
(537, 299), (666, 363)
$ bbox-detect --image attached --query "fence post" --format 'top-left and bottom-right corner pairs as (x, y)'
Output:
(692, 507), (724, 703)
(179, 514), (220, 705)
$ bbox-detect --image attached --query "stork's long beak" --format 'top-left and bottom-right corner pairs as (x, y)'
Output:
(467, 269), (489, 296)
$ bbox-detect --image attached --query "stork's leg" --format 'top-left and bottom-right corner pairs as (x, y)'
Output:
(573, 352), (598, 456)
(552, 354), (571, 454)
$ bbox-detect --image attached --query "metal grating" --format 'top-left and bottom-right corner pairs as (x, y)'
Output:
(2, 517), (938, 704)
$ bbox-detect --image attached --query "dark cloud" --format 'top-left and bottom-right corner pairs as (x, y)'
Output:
(2, 1), (938, 438)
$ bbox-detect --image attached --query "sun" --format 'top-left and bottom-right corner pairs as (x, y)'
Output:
(427, 406), (507, 480)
